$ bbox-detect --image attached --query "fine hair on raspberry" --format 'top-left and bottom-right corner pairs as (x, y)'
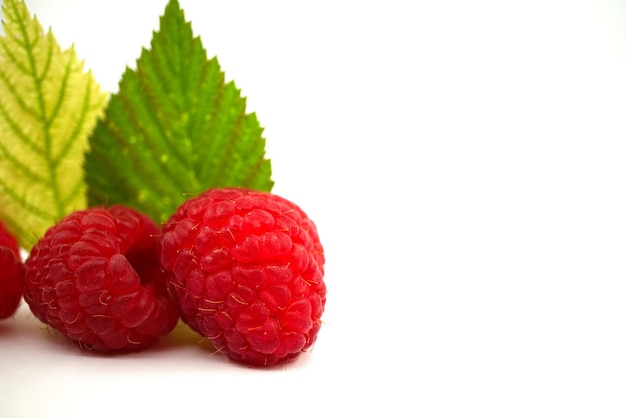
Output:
(23, 206), (178, 352)
(161, 188), (326, 366)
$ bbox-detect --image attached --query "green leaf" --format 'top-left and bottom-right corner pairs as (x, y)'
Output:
(85, 0), (273, 224)
(0, 0), (108, 250)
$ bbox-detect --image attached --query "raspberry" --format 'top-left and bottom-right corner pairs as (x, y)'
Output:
(161, 188), (326, 366)
(23, 206), (178, 352)
(0, 221), (24, 319)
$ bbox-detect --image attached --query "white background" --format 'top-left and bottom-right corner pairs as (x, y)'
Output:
(2, 0), (626, 417)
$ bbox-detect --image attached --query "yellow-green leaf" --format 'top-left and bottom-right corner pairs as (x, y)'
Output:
(0, 0), (108, 250)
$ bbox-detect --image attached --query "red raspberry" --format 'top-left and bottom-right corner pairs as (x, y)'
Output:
(23, 206), (178, 352)
(161, 188), (326, 366)
(0, 221), (24, 319)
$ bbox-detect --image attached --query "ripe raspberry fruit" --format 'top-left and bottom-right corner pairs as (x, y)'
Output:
(0, 221), (24, 319)
(23, 206), (178, 352)
(161, 188), (326, 366)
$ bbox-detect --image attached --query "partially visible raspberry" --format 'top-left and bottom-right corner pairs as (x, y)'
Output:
(0, 221), (24, 319)
(24, 206), (178, 352)
(161, 188), (326, 366)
